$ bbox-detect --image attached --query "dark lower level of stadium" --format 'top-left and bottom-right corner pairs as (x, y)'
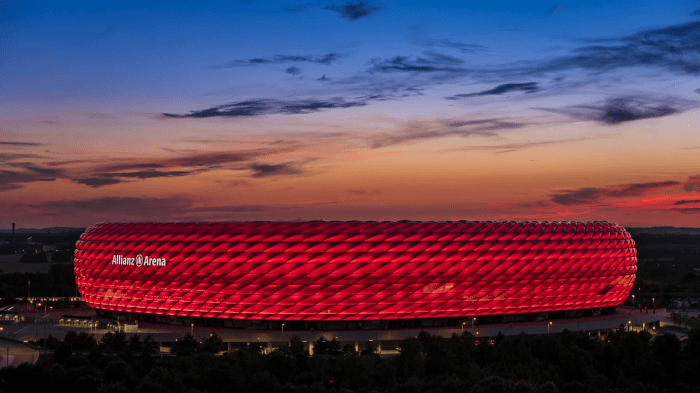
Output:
(97, 306), (617, 331)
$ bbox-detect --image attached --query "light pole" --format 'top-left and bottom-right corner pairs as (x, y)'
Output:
(548, 321), (552, 336)
(281, 323), (285, 338)
(462, 322), (465, 332)
(0, 327), (5, 367)
(191, 323), (194, 336)
(472, 317), (476, 333)
(628, 320), (632, 332)
(632, 294), (635, 307)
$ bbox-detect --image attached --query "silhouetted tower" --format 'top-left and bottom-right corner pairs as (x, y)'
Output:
(12, 223), (15, 244)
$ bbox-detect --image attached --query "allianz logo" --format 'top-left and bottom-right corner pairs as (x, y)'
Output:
(111, 254), (167, 267)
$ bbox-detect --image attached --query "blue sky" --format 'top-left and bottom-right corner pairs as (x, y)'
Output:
(2, 1), (700, 227)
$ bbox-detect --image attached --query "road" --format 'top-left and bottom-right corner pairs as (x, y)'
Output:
(0, 338), (40, 367)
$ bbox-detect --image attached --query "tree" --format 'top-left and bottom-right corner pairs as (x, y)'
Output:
(172, 333), (198, 355)
(314, 336), (330, 356)
(341, 343), (357, 355)
(103, 359), (134, 385)
(127, 334), (142, 352)
(199, 333), (224, 353)
(327, 337), (341, 355)
(361, 341), (376, 356)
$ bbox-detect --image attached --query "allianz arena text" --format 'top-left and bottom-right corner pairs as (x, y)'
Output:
(73, 221), (636, 329)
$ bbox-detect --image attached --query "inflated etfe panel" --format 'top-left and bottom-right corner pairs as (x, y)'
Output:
(74, 221), (636, 321)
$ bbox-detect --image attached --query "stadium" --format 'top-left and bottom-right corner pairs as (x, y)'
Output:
(72, 220), (652, 347)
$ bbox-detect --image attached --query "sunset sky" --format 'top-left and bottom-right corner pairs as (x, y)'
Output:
(2, 0), (700, 228)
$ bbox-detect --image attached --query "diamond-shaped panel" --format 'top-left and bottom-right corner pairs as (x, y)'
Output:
(73, 221), (637, 320)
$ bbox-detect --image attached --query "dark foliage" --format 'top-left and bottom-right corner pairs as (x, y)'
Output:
(3, 327), (700, 393)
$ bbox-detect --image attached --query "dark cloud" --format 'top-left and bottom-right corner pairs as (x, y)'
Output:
(0, 141), (44, 146)
(163, 97), (371, 118)
(0, 169), (57, 191)
(606, 181), (681, 197)
(67, 148), (301, 188)
(446, 82), (539, 99)
(370, 119), (526, 149)
(695, 88), (700, 94)
(74, 178), (124, 188)
(73, 169), (199, 188)
(551, 188), (603, 206)
(674, 207), (700, 213)
(96, 163), (165, 171)
(286, 66), (302, 75)
(368, 52), (466, 73)
(674, 199), (700, 206)
(213, 53), (340, 68)
(515, 21), (700, 76)
(161, 149), (289, 168)
(0, 153), (44, 162)
(684, 175), (700, 192)
(325, 1), (380, 20)
(250, 163), (302, 178)
(692, 9), (700, 16)
(18, 164), (65, 176)
(538, 96), (689, 125)
(551, 181), (680, 205)
(318, 74), (330, 81)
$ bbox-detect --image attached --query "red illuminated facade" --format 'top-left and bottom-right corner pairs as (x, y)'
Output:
(73, 221), (636, 322)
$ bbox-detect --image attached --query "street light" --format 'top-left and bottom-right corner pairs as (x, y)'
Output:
(282, 323), (285, 337)
(0, 327), (5, 367)
(628, 320), (632, 332)
(548, 321), (552, 336)
(472, 317), (476, 333)
(462, 322), (465, 332)
(191, 323), (194, 336)
(632, 294), (635, 306)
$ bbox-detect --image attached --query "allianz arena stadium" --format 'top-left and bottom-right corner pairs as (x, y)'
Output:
(73, 221), (637, 331)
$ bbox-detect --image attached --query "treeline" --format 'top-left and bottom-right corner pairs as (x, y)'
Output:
(0, 265), (77, 304)
(3, 327), (700, 393)
(670, 312), (700, 330)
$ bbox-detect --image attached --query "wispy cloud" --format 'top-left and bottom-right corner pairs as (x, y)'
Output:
(73, 178), (124, 188)
(250, 163), (302, 178)
(446, 135), (608, 154)
(550, 181), (680, 205)
(286, 66), (302, 75)
(368, 52), (466, 74)
(674, 199), (700, 205)
(445, 82), (539, 100)
(162, 97), (374, 118)
(0, 169), (59, 192)
(538, 96), (693, 124)
(0, 141), (44, 147)
(507, 21), (700, 76)
(66, 147), (310, 188)
(24, 196), (288, 219)
(212, 53), (340, 69)
(414, 38), (487, 53)
(326, 1), (380, 20)
(370, 118), (526, 149)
